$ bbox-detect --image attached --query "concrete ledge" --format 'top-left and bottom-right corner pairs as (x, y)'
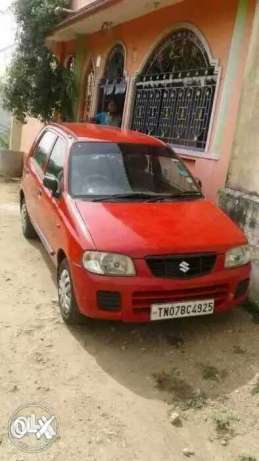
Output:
(219, 187), (259, 301)
(0, 150), (24, 178)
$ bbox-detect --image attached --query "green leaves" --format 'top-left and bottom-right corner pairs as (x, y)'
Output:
(2, 0), (76, 122)
(0, 133), (9, 149)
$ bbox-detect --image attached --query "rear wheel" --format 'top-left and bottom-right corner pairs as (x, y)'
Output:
(58, 258), (86, 325)
(20, 198), (38, 239)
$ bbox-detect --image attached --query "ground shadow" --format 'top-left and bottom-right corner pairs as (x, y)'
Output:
(25, 232), (259, 407)
(68, 308), (259, 406)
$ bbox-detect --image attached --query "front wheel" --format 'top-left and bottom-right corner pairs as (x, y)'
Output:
(58, 259), (86, 325)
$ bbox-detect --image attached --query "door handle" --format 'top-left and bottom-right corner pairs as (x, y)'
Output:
(38, 189), (42, 197)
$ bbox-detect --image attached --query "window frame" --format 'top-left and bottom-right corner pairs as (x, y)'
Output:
(96, 43), (127, 121)
(131, 27), (220, 156)
(80, 58), (96, 122)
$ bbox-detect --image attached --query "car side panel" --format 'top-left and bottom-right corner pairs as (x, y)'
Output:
(23, 155), (45, 228)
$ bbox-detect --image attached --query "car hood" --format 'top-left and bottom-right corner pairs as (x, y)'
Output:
(75, 199), (247, 257)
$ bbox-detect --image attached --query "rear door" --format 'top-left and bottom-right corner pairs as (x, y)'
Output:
(38, 135), (68, 258)
(24, 130), (57, 229)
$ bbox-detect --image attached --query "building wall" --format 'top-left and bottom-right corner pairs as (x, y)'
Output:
(71, 0), (96, 10)
(17, 0), (255, 202)
(227, 0), (259, 195)
(20, 119), (44, 155)
(63, 0), (255, 201)
(219, 1), (259, 301)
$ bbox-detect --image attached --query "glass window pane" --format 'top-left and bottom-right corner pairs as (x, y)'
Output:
(33, 131), (57, 171)
(46, 137), (67, 179)
(69, 142), (199, 198)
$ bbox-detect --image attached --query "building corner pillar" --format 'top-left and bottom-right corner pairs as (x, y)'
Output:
(219, 1), (259, 301)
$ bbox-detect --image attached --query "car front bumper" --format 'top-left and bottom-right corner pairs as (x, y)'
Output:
(71, 258), (251, 323)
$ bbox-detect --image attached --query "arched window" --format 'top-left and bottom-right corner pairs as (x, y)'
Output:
(132, 29), (218, 150)
(97, 44), (127, 124)
(104, 44), (125, 80)
(80, 60), (95, 121)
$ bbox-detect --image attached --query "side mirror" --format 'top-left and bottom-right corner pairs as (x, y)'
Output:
(43, 174), (60, 197)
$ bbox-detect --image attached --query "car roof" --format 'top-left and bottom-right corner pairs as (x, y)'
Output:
(49, 123), (165, 147)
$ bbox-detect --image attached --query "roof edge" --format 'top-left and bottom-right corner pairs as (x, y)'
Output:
(48, 0), (122, 37)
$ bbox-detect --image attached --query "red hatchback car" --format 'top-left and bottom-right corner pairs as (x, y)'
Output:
(20, 123), (251, 324)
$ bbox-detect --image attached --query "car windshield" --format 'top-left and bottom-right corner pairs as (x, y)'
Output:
(69, 142), (201, 201)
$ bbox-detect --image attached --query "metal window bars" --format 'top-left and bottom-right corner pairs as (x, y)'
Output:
(131, 30), (218, 151)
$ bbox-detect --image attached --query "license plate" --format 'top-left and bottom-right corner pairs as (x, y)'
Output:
(151, 299), (215, 321)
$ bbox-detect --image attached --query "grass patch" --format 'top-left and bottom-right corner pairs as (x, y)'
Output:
(153, 368), (207, 410)
(153, 368), (194, 400)
(213, 412), (239, 439)
(200, 364), (228, 382)
(179, 391), (208, 411)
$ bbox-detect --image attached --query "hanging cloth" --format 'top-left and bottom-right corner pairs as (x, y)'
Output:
(115, 79), (127, 95)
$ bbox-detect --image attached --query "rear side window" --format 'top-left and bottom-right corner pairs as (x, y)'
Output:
(45, 137), (67, 180)
(33, 131), (57, 172)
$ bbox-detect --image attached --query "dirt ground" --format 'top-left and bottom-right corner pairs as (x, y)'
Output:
(0, 178), (259, 461)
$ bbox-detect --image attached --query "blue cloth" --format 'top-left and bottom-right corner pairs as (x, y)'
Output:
(95, 112), (121, 127)
(95, 112), (109, 125)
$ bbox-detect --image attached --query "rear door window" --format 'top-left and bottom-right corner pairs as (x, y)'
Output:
(33, 131), (57, 172)
(45, 136), (67, 181)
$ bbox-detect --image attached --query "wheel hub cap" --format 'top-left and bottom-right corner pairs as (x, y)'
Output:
(59, 269), (72, 315)
(21, 204), (27, 231)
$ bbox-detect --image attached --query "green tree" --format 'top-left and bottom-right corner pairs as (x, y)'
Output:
(3, 0), (76, 122)
(0, 133), (9, 148)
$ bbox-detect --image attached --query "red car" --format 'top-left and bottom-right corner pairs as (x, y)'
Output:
(20, 123), (251, 324)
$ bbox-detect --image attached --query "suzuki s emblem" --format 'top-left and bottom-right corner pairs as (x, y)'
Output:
(179, 261), (190, 273)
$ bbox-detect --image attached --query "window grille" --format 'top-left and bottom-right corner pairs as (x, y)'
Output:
(132, 29), (218, 150)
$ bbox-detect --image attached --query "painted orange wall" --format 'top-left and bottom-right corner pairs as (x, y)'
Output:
(83, 0), (239, 75)
(68, 0), (255, 201)
(19, 0), (255, 202)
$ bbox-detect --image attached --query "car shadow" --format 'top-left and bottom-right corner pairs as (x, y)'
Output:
(24, 234), (259, 406)
(68, 308), (259, 405)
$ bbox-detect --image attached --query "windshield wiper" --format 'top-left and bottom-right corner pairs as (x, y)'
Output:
(86, 191), (202, 202)
(90, 193), (164, 202)
(168, 191), (203, 199)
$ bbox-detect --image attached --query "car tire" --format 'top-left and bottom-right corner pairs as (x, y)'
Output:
(21, 199), (38, 239)
(58, 258), (86, 325)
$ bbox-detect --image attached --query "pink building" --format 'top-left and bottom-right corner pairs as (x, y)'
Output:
(19, 0), (256, 203)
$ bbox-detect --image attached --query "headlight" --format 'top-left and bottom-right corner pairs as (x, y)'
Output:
(82, 251), (136, 276)
(225, 245), (251, 268)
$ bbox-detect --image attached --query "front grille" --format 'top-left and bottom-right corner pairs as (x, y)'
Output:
(97, 291), (121, 311)
(132, 284), (229, 311)
(146, 253), (217, 279)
